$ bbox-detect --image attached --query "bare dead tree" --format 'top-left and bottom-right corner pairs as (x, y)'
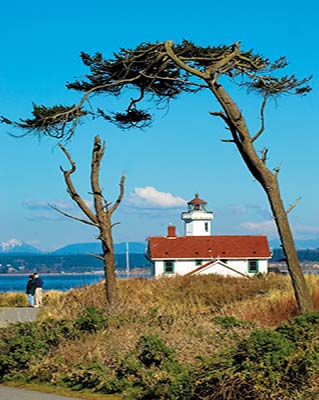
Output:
(54, 135), (125, 306)
(2, 40), (313, 313)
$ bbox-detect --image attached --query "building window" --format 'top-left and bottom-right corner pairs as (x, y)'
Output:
(195, 260), (202, 266)
(205, 222), (209, 232)
(248, 260), (259, 273)
(164, 260), (175, 274)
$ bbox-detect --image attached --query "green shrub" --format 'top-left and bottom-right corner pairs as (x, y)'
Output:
(189, 312), (319, 400)
(137, 334), (174, 367)
(114, 334), (191, 399)
(37, 318), (79, 346)
(75, 306), (108, 332)
(0, 317), (79, 382)
(0, 322), (49, 381)
(62, 360), (116, 393)
(277, 311), (319, 345)
(213, 315), (254, 329)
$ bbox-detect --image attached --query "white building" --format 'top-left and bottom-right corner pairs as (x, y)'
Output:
(147, 194), (271, 277)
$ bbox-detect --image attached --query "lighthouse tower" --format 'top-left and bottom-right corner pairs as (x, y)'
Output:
(181, 194), (213, 236)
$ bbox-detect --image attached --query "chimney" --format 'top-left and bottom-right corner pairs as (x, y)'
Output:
(167, 225), (176, 238)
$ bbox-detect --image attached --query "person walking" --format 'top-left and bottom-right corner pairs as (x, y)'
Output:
(25, 274), (35, 307)
(33, 272), (44, 308)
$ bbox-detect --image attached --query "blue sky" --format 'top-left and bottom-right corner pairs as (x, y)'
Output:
(1, 0), (318, 250)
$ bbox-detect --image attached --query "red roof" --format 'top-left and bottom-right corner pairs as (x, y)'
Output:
(148, 235), (271, 259)
(187, 194), (207, 205)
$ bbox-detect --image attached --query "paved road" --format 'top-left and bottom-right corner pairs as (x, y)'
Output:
(0, 386), (86, 399)
(0, 307), (39, 327)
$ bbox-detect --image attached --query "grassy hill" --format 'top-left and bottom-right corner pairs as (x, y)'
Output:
(1, 274), (319, 399)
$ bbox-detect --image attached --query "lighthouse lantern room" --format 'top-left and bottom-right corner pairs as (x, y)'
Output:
(181, 194), (213, 236)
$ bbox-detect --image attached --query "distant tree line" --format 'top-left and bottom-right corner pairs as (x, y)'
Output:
(0, 254), (151, 274)
(272, 248), (319, 262)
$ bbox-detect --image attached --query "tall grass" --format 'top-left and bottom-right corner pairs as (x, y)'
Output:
(2, 273), (319, 399)
(27, 273), (305, 365)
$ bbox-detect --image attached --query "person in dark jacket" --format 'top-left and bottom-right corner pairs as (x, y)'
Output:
(33, 272), (44, 308)
(25, 274), (35, 307)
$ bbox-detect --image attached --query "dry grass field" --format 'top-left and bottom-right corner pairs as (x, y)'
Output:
(2, 273), (319, 399)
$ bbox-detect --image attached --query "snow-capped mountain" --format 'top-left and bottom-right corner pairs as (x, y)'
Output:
(0, 239), (42, 254)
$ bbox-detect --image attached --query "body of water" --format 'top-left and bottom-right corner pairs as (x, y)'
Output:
(0, 274), (105, 292)
(0, 271), (152, 293)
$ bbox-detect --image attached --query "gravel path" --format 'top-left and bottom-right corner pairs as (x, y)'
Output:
(0, 386), (86, 399)
(0, 307), (39, 327)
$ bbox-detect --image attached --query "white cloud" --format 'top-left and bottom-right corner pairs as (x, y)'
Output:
(22, 200), (74, 211)
(25, 212), (66, 222)
(293, 224), (319, 235)
(241, 220), (277, 235)
(23, 199), (93, 212)
(240, 220), (319, 240)
(126, 186), (187, 209)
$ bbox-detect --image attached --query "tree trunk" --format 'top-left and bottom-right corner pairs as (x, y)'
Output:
(58, 136), (125, 309)
(102, 244), (117, 307)
(265, 180), (313, 313)
(99, 219), (118, 307)
(210, 82), (313, 314)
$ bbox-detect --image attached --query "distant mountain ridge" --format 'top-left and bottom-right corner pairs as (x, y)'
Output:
(52, 242), (146, 255)
(0, 239), (42, 254)
(0, 239), (146, 255)
(1, 237), (318, 256)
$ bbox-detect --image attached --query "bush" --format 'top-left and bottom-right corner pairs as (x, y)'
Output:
(0, 317), (79, 382)
(277, 311), (319, 345)
(75, 306), (108, 332)
(137, 334), (174, 367)
(37, 318), (79, 346)
(0, 322), (49, 380)
(62, 360), (116, 393)
(189, 312), (319, 400)
(114, 334), (191, 399)
(213, 315), (254, 329)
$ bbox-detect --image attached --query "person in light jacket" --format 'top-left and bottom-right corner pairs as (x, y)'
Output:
(33, 272), (44, 308)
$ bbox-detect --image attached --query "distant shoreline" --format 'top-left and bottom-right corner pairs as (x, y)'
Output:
(0, 272), (105, 276)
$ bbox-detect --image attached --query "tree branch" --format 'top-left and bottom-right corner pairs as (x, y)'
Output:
(164, 40), (209, 79)
(286, 197), (301, 214)
(85, 252), (104, 260)
(90, 135), (106, 224)
(205, 41), (240, 76)
(220, 138), (235, 143)
(140, 72), (209, 89)
(210, 111), (235, 142)
(251, 96), (267, 142)
(273, 163), (282, 176)
(260, 147), (269, 164)
(49, 204), (98, 227)
(110, 173), (126, 215)
(58, 144), (98, 224)
(209, 111), (229, 124)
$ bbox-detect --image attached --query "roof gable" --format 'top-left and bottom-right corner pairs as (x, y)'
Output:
(148, 235), (271, 259)
(184, 259), (248, 277)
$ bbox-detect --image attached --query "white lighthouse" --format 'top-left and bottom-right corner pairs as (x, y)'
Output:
(181, 194), (213, 236)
